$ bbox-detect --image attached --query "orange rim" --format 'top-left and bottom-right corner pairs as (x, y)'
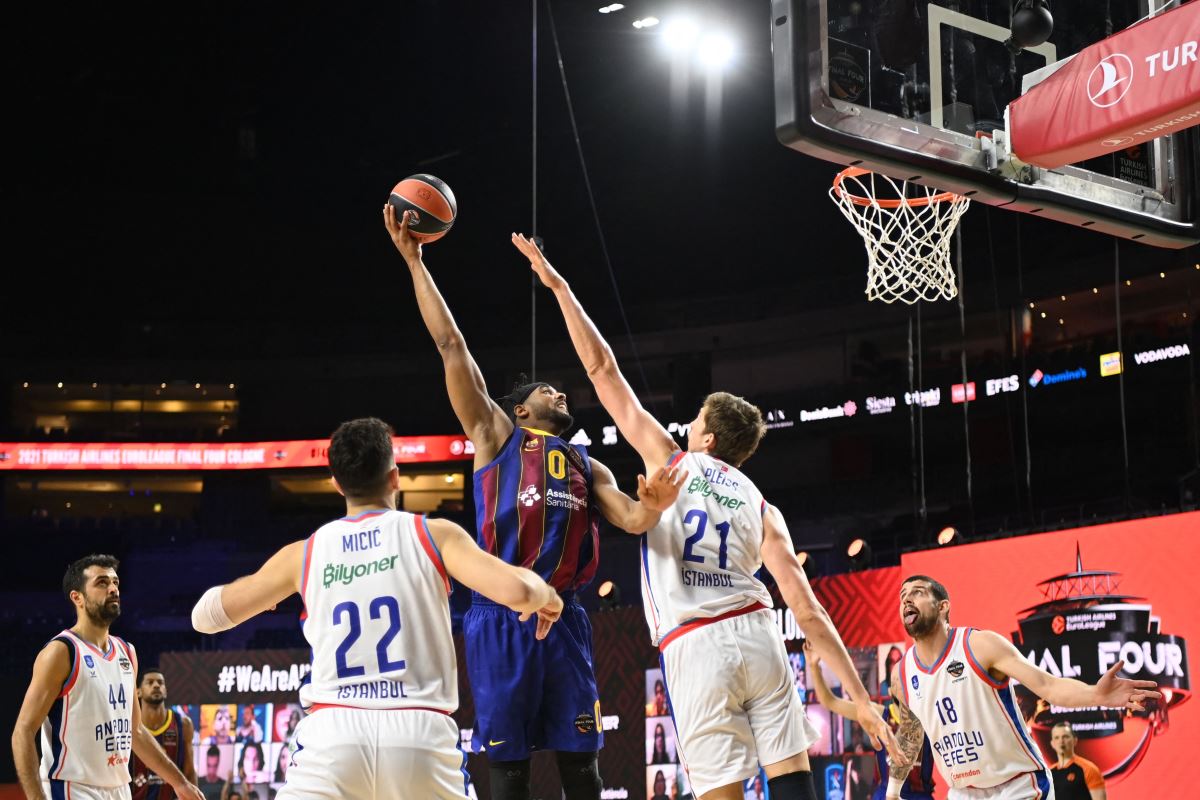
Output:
(831, 166), (964, 208)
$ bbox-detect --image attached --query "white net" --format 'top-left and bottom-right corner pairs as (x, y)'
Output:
(829, 169), (971, 304)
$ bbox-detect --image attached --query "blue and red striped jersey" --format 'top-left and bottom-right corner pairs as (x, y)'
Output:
(130, 707), (189, 800)
(473, 427), (599, 592)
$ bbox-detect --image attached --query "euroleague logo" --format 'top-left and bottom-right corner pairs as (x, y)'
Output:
(1087, 53), (1134, 108)
(1013, 546), (1191, 782)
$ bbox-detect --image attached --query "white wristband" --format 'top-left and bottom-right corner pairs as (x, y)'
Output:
(886, 776), (905, 798)
(191, 585), (234, 634)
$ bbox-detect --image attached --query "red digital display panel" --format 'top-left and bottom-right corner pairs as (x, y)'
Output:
(0, 436), (474, 470)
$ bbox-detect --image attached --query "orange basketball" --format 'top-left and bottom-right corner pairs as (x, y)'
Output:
(387, 174), (457, 243)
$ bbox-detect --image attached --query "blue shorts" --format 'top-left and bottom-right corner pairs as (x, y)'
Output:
(464, 596), (603, 761)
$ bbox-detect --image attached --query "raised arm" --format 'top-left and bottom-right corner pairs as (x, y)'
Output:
(589, 458), (685, 534)
(512, 234), (677, 470)
(969, 628), (1161, 710)
(385, 206), (512, 460)
(885, 662), (928, 798)
(428, 517), (563, 638)
(760, 503), (900, 762)
(11, 640), (71, 800)
(191, 540), (305, 634)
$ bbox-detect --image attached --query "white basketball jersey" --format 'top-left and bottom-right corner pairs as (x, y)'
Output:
(900, 627), (1049, 790)
(640, 451), (773, 646)
(298, 509), (457, 713)
(40, 630), (138, 787)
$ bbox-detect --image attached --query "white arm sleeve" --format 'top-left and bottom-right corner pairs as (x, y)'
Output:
(191, 585), (234, 634)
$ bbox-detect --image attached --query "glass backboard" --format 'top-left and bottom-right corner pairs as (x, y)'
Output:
(772, 0), (1199, 247)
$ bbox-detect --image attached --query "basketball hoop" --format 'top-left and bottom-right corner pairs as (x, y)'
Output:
(829, 167), (971, 305)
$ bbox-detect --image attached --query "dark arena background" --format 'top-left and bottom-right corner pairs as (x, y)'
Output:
(2, 2), (1199, 799)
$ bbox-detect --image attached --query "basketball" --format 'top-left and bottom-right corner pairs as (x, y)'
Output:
(388, 174), (457, 243)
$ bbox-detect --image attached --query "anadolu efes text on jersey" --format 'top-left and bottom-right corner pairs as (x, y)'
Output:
(640, 451), (773, 646)
(298, 509), (457, 713)
(901, 628), (1051, 793)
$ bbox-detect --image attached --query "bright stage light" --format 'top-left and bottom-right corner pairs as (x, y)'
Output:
(697, 32), (736, 68)
(661, 17), (699, 50)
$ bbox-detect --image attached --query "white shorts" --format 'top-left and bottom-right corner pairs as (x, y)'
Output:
(660, 608), (817, 796)
(950, 770), (1054, 800)
(277, 706), (471, 799)
(43, 781), (131, 800)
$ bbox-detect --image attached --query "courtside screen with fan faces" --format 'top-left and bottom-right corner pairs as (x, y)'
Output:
(772, 0), (1200, 247)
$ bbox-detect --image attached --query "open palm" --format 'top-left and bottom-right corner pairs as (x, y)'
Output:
(637, 467), (686, 513)
(512, 233), (566, 291)
(1095, 661), (1161, 710)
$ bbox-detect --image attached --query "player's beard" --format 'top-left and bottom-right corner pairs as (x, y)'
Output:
(545, 407), (574, 432)
(86, 596), (121, 625)
(903, 605), (938, 638)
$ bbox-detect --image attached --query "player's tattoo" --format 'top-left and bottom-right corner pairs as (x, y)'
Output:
(889, 698), (925, 781)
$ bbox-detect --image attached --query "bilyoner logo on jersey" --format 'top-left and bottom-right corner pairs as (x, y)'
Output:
(1012, 544), (1190, 781)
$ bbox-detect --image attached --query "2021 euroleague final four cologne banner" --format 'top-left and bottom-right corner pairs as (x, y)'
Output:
(904, 512), (1196, 799)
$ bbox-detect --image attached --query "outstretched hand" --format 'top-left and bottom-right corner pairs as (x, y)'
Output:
(512, 232), (566, 291)
(637, 467), (687, 513)
(383, 205), (423, 265)
(520, 591), (564, 641)
(860, 702), (903, 765)
(1095, 660), (1162, 711)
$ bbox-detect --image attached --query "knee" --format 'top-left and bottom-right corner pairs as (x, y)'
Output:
(488, 758), (531, 800)
(767, 770), (818, 800)
(556, 750), (601, 800)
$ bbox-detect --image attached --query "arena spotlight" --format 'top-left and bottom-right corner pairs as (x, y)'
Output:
(697, 32), (736, 69)
(597, 3), (625, 13)
(846, 538), (872, 571)
(597, 580), (622, 610)
(661, 17), (699, 50)
(632, 16), (660, 29)
(937, 526), (961, 546)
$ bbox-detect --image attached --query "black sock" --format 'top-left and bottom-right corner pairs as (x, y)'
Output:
(555, 750), (601, 800)
(488, 758), (532, 800)
(767, 770), (818, 800)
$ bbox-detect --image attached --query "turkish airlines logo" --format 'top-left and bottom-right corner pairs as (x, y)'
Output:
(1087, 54), (1134, 108)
